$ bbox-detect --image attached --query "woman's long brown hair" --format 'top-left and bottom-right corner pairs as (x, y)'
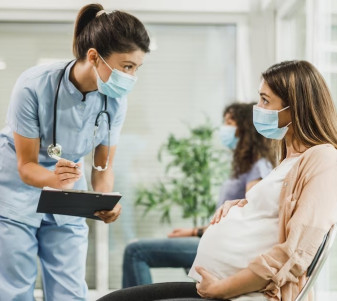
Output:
(225, 103), (277, 178)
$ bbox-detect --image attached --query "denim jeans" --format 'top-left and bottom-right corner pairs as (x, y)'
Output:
(122, 237), (200, 288)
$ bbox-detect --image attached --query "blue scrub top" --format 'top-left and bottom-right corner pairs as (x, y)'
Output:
(0, 60), (127, 227)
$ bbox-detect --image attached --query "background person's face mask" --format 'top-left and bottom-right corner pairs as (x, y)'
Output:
(94, 55), (137, 98)
(253, 105), (291, 140)
(219, 125), (238, 149)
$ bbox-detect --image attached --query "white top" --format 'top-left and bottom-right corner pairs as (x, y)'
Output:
(188, 156), (301, 300)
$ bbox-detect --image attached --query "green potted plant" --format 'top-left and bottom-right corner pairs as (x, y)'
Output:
(136, 120), (231, 227)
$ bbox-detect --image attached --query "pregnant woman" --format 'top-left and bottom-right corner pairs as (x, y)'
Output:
(98, 60), (337, 301)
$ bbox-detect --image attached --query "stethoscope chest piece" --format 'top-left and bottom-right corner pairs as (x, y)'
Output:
(47, 143), (62, 160)
(48, 60), (110, 170)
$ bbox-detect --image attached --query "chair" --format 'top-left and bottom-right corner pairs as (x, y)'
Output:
(295, 223), (337, 301)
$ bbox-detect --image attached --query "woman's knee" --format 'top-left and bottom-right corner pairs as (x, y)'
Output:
(124, 240), (141, 257)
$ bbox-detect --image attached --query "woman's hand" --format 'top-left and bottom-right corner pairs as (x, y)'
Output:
(168, 228), (194, 238)
(195, 266), (221, 299)
(210, 199), (248, 224)
(54, 159), (82, 189)
(94, 203), (122, 223)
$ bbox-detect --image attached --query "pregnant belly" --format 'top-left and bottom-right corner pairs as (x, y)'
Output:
(189, 207), (279, 281)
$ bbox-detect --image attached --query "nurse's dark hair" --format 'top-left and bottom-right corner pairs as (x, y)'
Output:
(262, 60), (337, 159)
(73, 3), (150, 60)
(224, 103), (277, 178)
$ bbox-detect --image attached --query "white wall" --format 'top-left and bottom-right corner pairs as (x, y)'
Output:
(0, 0), (251, 12)
(0, 0), (250, 22)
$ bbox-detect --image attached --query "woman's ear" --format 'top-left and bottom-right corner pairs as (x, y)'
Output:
(87, 48), (99, 67)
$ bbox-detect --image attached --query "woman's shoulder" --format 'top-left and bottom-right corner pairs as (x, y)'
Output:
(245, 157), (273, 180)
(16, 61), (68, 87)
(255, 157), (272, 165)
(303, 144), (337, 160)
(299, 144), (337, 171)
(252, 157), (273, 171)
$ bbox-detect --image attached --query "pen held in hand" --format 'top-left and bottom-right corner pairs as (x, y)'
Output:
(50, 154), (79, 169)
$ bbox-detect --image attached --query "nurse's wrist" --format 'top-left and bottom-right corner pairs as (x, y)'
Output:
(46, 173), (62, 189)
(51, 171), (74, 190)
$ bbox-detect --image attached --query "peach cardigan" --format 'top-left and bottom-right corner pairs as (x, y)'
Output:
(248, 144), (337, 301)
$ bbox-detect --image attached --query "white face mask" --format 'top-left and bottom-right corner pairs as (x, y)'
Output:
(253, 105), (291, 140)
(94, 54), (137, 98)
(219, 125), (238, 149)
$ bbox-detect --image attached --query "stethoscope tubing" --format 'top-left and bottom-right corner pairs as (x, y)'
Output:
(52, 61), (72, 147)
(52, 60), (111, 147)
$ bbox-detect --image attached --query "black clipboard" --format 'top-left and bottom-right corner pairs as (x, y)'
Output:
(37, 187), (122, 220)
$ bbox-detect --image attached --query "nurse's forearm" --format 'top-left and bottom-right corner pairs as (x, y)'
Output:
(214, 268), (268, 299)
(91, 169), (114, 192)
(18, 161), (59, 188)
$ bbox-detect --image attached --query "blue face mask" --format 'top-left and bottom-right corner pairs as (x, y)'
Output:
(253, 105), (291, 140)
(94, 55), (137, 98)
(219, 125), (238, 149)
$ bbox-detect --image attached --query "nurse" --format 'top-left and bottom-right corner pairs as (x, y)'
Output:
(0, 3), (150, 301)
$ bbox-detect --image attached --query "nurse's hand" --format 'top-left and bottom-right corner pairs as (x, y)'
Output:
(94, 203), (122, 223)
(210, 198), (248, 224)
(54, 159), (82, 189)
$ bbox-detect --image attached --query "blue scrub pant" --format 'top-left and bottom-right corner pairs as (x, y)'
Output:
(0, 215), (88, 301)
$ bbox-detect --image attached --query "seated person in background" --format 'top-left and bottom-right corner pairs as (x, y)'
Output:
(122, 102), (276, 288)
(98, 60), (337, 301)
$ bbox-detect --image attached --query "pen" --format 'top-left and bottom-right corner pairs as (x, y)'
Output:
(50, 154), (79, 169)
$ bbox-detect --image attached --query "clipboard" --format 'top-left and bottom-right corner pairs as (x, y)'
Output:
(37, 187), (122, 220)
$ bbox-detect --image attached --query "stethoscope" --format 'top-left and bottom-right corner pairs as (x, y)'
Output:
(47, 61), (111, 171)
